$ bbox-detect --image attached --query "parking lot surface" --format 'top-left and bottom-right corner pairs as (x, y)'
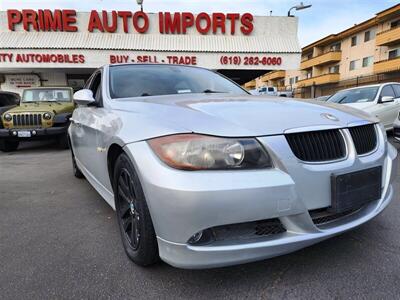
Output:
(1, 140), (400, 299)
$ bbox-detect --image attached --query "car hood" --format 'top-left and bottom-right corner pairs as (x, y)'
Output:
(8, 102), (74, 114)
(110, 94), (378, 137)
(343, 102), (376, 111)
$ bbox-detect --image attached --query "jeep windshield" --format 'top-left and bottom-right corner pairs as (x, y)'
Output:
(109, 65), (248, 99)
(22, 89), (72, 103)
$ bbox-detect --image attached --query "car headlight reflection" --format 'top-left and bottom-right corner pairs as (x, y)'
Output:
(148, 134), (272, 170)
(4, 113), (12, 122)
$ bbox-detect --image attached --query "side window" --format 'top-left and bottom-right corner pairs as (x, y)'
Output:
(392, 85), (400, 98)
(381, 85), (396, 99)
(89, 72), (102, 104)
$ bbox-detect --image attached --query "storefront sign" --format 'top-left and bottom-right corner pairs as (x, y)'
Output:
(0, 51), (288, 70)
(7, 9), (254, 35)
(5, 74), (40, 88)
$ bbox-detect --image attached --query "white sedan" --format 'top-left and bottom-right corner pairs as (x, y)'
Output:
(328, 83), (400, 130)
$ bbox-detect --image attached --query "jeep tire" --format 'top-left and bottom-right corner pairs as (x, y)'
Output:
(0, 140), (19, 152)
(58, 134), (69, 149)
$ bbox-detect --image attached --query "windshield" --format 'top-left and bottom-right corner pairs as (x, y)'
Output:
(109, 65), (248, 99)
(327, 87), (379, 104)
(22, 89), (72, 102)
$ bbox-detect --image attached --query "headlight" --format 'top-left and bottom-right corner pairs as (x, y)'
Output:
(3, 113), (12, 122)
(148, 134), (272, 170)
(43, 112), (52, 120)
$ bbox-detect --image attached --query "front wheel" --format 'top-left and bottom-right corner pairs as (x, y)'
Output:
(113, 153), (159, 266)
(0, 140), (19, 152)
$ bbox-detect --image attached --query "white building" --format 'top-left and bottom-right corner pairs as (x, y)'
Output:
(0, 9), (301, 94)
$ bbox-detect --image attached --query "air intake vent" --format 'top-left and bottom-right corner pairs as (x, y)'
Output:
(285, 129), (346, 162)
(349, 124), (377, 155)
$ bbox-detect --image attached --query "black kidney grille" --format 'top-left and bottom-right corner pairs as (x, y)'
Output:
(349, 124), (377, 155)
(285, 129), (346, 162)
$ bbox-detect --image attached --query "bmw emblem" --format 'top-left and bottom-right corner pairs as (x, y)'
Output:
(321, 113), (339, 121)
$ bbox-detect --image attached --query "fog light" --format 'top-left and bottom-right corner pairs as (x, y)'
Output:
(12, 131), (17, 136)
(188, 231), (203, 244)
(32, 130), (37, 136)
(187, 229), (215, 245)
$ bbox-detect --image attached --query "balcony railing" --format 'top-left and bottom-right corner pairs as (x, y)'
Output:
(260, 70), (286, 82)
(374, 56), (400, 74)
(297, 73), (340, 87)
(376, 26), (400, 46)
(300, 51), (342, 70)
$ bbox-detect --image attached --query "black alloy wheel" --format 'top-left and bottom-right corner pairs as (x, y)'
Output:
(117, 168), (141, 250)
(114, 153), (159, 266)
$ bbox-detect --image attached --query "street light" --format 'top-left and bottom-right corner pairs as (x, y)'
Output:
(136, 0), (143, 12)
(288, 2), (312, 17)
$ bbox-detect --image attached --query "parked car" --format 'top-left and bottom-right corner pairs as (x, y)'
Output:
(0, 91), (20, 117)
(69, 64), (397, 269)
(315, 95), (331, 102)
(0, 87), (75, 151)
(258, 86), (293, 97)
(327, 83), (400, 130)
(248, 88), (260, 95)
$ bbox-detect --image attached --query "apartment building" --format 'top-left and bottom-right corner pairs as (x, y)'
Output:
(249, 3), (400, 98)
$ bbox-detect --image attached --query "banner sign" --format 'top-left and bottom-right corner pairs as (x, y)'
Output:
(6, 9), (254, 35)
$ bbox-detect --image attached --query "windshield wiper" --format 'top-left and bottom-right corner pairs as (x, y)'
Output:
(202, 89), (224, 94)
(141, 93), (151, 97)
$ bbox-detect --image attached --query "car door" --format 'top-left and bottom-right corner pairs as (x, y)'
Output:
(374, 85), (398, 129)
(70, 71), (104, 176)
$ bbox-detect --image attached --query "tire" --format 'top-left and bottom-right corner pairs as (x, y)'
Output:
(113, 153), (159, 266)
(58, 134), (70, 149)
(0, 140), (19, 152)
(71, 150), (85, 179)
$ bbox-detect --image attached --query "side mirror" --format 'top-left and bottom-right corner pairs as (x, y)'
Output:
(381, 96), (394, 103)
(73, 89), (95, 106)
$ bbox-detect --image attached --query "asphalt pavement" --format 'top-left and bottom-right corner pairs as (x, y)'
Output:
(1, 139), (400, 299)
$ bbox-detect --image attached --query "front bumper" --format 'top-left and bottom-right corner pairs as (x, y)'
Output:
(125, 129), (398, 269)
(0, 126), (68, 140)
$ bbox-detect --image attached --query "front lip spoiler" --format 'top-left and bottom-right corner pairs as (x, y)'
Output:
(157, 184), (395, 269)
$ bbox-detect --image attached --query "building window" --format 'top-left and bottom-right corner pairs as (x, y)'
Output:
(330, 43), (341, 51)
(362, 56), (374, 67)
(389, 49), (399, 60)
(351, 36), (358, 47)
(289, 77), (299, 85)
(349, 60), (359, 71)
(391, 20), (399, 29)
(306, 72), (312, 79)
(364, 30), (376, 42)
(329, 65), (340, 74)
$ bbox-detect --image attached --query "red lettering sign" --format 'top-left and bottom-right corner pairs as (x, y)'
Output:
(7, 9), (254, 35)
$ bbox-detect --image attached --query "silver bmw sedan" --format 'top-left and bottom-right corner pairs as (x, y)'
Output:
(68, 64), (397, 269)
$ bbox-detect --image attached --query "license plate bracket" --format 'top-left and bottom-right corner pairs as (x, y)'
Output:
(17, 131), (31, 138)
(330, 166), (382, 213)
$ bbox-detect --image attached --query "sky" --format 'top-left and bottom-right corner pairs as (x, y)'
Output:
(0, 0), (398, 46)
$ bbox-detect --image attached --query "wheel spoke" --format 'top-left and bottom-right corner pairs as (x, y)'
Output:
(123, 215), (132, 232)
(117, 169), (141, 250)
